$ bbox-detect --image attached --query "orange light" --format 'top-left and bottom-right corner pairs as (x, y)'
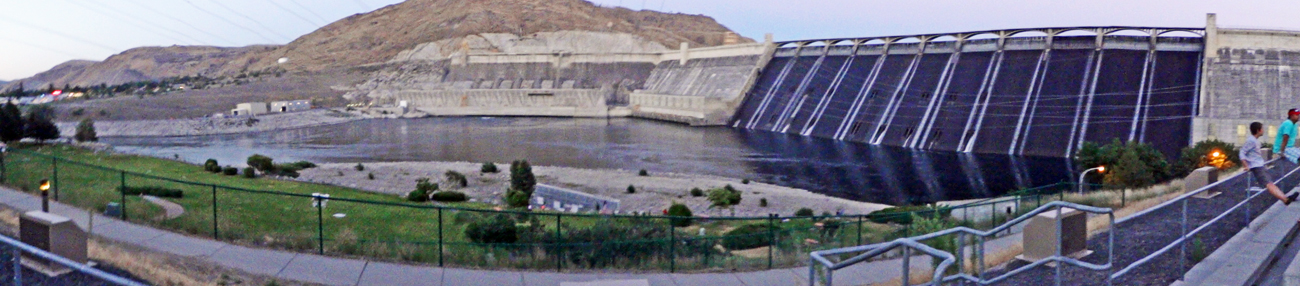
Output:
(1212, 151), (1221, 157)
(38, 180), (50, 192)
(1098, 166), (1106, 173)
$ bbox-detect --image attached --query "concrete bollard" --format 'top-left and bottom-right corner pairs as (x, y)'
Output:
(1016, 208), (1091, 264)
(1186, 166), (1221, 199)
(19, 211), (88, 276)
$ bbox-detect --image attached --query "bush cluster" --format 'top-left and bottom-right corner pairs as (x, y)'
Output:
(505, 160), (536, 207)
(408, 178), (440, 202)
(638, 169), (649, 176)
(626, 185), (636, 194)
(74, 118), (97, 142)
(689, 188), (703, 197)
(355, 163), (365, 171)
(721, 224), (777, 250)
(118, 186), (183, 198)
(245, 155), (317, 178)
(204, 159), (221, 173)
(867, 205), (952, 225)
(1075, 139), (1172, 189)
(465, 214), (519, 244)
(707, 185), (742, 213)
(445, 170), (468, 188)
(1173, 139), (1239, 177)
(794, 208), (815, 217)
(242, 167), (256, 178)
(222, 166), (238, 176)
(430, 191), (468, 202)
(480, 162), (499, 173)
(667, 203), (693, 227)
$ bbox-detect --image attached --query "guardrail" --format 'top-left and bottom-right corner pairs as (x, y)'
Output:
(808, 201), (1114, 286)
(0, 231), (145, 286)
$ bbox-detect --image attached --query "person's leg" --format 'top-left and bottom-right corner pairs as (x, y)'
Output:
(1266, 182), (1289, 201)
(1254, 168), (1295, 203)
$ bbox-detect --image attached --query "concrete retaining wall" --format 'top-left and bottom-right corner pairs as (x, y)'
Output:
(1194, 14), (1300, 146)
(395, 89), (615, 117)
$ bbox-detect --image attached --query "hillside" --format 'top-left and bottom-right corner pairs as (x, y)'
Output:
(4, 0), (747, 91)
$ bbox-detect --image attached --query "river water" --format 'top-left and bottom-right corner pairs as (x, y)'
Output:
(102, 117), (1075, 205)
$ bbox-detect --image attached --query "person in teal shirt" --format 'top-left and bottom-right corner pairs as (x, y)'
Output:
(1278, 109), (1300, 162)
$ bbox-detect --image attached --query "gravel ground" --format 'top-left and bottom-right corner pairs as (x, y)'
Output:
(0, 243), (147, 286)
(56, 108), (368, 137)
(984, 161), (1299, 286)
(297, 161), (894, 217)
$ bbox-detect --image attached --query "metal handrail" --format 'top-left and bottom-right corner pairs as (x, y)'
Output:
(1110, 159), (1300, 279)
(809, 201), (1114, 286)
(0, 232), (145, 286)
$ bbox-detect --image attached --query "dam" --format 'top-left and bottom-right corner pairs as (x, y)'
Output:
(356, 14), (1300, 159)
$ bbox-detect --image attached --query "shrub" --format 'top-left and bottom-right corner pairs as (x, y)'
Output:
(242, 167), (256, 178)
(465, 214), (518, 244)
(1075, 139), (1172, 188)
(247, 154), (274, 172)
(638, 169), (649, 176)
(407, 189), (429, 202)
(626, 185), (636, 194)
(689, 188), (704, 197)
(445, 170), (468, 188)
(510, 160), (536, 194)
(505, 190), (530, 208)
(481, 162), (499, 173)
(117, 186), (183, 198)
(285, 161), (317, 169)
(667, 203), (693, 227)
(222, 166), (238, 176)
(74, 118), (97, 142)
(760, 198), (768, 207)
(204, 159), (221, 173)
(367, 172), (374, 180)
(708, 185), (743, 214)
(415, 178), (439, 193)
(794, 208), (815, 217)
(1174, 139), (1239, 177)
(430, 191), (468, 202)
(355, 163), (365, 171)
(742, 179), (750, 184)
(722, 224), (777, 250)
(452, 211), (478, 224)
(867, 205), (952, 225)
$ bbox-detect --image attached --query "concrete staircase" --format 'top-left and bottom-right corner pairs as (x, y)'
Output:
(1175, 195), (1300, 286)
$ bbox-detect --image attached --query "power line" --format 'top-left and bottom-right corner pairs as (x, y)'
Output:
(0, 33), (92, 60)
(202, 0), (294, 41)
(285, 0), (332, 24)
(266, 0), (323, 27)
(117, 0), (239, 46)
(0, 17), (120, 53)
(63, 0), (201, 45)
(179, 0), (281, 43)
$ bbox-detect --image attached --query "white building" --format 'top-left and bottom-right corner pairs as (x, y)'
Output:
(270, 100), (311, 113)
(231, 102), (269, 116)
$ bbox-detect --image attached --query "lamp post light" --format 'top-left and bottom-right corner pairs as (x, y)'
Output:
(39, 179), (50, 212)
(1078, 166), (1105, 194)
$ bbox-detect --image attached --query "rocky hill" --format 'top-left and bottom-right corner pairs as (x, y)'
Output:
(3, 0), (747, 91)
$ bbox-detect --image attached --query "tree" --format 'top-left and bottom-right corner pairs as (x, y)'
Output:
(246, 154), (275, 172)
(510, 160), (536, 194)
(0, 102), (21, 142)
(23, 114), (59, 142)
(74, 118), (97, 142)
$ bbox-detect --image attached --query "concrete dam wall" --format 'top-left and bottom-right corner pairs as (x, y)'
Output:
(732, 33), (1203, 158)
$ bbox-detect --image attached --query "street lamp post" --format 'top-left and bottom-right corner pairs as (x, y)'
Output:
(1078, 166), (1106, 194)
(39, 179), (50, 212)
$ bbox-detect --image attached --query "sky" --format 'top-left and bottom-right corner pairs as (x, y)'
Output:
(2, 0), (1300, 81)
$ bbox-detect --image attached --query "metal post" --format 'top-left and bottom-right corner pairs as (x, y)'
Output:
(317, 199), (324, 255)
(1121, 189), (1127, 207)
(51, 158), (58, 201)
(555, 213), (562, 272)
(978, 236), (986, 281)
(809, 257), (816, 286)
(768, 214), (775, 269)
(857, 215), (863, 245)
(120, 171), (126, 220)
(1055, 207), (1063, 286)
(1180, 199), (1188, 273)
(669, 216), (676, 273)
(211, 185), (218, 239)
(902, 247), (911, 286)
(437, 208), (444, 267)
(12, 247), (20, 286)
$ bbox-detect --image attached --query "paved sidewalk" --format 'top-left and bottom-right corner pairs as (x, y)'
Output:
(0, 187), (1022, 286)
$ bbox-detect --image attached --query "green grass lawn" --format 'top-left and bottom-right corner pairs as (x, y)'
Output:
(1, 144), (902, 272)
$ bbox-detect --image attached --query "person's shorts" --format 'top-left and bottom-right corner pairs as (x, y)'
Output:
(1251, 167), (1275, 187)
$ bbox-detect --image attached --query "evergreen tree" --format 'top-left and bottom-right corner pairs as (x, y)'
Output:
(24, 112), (59, 143)
(0, 102), (21, 142)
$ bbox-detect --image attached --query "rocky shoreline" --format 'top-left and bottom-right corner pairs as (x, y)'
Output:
(57, 109), (367, 137)
(296, 161), (893, 217)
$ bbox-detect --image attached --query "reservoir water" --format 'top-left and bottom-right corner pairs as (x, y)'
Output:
(102, 117), (1075, 205)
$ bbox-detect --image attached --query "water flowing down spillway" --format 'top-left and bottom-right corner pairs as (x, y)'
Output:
(734, 35), (1202, 159)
